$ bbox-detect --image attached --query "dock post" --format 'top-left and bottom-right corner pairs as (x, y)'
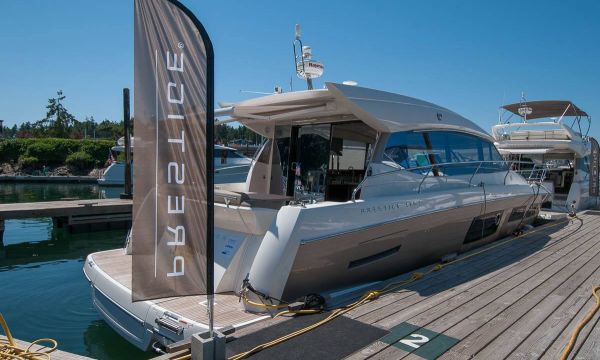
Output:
(191, 330), (225, 360)
(0, 219), (4, 244)
(121, 88), (133, 200)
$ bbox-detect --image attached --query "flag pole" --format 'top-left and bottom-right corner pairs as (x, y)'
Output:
(205, 3), (215, 341)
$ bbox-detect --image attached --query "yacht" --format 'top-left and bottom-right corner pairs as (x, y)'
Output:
(492, 99), (597, 212)
(97, 137), (252, 186)
(84, 83), (548, 351)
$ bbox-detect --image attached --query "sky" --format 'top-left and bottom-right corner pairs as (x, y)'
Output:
(0, 0), (599, 139)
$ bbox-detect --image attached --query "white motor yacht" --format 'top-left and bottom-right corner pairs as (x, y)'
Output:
(492, 100), (597, 212)
(97, 137), (252, 186)
(84, 83), (548, 351)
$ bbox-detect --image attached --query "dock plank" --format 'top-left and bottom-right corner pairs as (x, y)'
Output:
(542, 295), (600, 360)
(480, 261), (600, 359)
(0, 199), (131, 220)
(441, 236), (600, 359)
(571, 307), (600, 360)
(336, 214), (600, 360)
(1, 335), (92, 360)
(368, 230), (600, 360)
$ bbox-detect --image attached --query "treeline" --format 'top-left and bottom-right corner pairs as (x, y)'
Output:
(215, 124), (262, 144)
(0, 138), (114, 170)
(2, 118), (125, 140)
(1, 91), (126, 140)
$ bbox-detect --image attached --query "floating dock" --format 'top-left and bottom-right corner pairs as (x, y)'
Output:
(0, 175), (98, 183)
(219, 211), (600, 360)
(0, 335), (93, 360)
(0, 199), (132, 241)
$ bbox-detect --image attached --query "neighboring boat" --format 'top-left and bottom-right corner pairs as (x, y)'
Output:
(84, 83), (548, 351)
(492, 99), (597, 212)
(97, 137), (253, 186)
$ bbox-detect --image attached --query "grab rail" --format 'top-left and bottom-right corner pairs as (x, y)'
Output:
(351, 160), (541, 202)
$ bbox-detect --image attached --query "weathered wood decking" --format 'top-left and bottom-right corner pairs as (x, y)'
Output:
(0, 335), (93, 360)
(227, 212), (600, 360)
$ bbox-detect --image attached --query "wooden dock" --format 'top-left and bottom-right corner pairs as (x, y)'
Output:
(224, 211), (600, 360)
(0, 175), (98, 183)
(0, 199), (132, 240)
(1, 335), (93, 360)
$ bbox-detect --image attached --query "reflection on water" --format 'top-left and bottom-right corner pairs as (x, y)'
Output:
(0, 183), (151, 359)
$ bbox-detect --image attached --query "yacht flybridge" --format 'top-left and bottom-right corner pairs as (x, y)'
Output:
(492, 100), (597, 212)
(84, 82), (549, 350)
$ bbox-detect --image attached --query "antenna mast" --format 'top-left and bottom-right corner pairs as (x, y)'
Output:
(293, 24), (324, 90)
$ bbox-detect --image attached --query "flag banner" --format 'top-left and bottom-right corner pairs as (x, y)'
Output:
(132, 0), (214, 301)
(590, 138), (599, 197)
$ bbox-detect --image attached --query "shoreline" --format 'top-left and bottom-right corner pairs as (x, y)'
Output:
(0, 174), (99, 183)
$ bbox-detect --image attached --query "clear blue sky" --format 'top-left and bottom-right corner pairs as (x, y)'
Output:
(1, 0), (599, 139)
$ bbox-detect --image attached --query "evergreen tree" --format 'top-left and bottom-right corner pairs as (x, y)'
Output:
(43, 90), (77, 138)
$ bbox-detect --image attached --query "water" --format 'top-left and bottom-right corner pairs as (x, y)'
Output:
(0, 183), (152, 359)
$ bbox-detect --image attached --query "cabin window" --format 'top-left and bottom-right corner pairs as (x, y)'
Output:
(384, 131), (505, 174)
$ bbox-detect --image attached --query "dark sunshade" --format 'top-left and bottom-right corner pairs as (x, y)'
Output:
(502, 100), (588, 120)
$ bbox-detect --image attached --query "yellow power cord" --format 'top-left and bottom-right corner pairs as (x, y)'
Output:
(560, 285), (600, 360)
(0, 314), (57, 360)
(227, 217), (578, 360)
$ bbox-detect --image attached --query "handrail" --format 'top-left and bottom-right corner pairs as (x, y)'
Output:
(468, 161), (484, 187)
(351, 160), (537, 202)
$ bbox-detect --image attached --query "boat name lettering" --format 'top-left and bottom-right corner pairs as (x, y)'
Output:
(360, 200), (422, 214)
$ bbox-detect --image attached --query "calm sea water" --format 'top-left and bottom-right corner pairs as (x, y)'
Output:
(0, 183), (152, 359)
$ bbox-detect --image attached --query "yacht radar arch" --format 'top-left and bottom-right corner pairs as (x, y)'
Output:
(293, 24), (324, 90)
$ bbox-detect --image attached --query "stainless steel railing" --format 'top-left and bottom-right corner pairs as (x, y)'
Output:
(351, 160), (543, 202)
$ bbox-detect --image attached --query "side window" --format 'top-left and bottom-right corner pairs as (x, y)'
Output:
(384, 131), (505, 173)
(384, 132), (429, 168)
(428, 132), (482, 163)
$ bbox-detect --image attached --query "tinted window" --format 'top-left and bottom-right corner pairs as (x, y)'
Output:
(384, 131), (429, 168)
(384, 131), (504, 174)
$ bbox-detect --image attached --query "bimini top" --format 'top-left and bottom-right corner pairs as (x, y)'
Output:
(216, 83), (491, 140)
(502, 100), (588, 120)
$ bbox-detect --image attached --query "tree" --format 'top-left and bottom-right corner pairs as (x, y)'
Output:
(43, 90), (77, 138)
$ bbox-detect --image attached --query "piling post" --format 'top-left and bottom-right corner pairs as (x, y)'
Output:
(121, 88), (133, 200)
(0, 219), (4, 244)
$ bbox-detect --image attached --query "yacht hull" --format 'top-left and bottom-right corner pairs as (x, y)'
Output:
(281, 194), (536, 300)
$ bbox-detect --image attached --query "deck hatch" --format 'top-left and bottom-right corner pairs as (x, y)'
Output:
(348, 245), (401, 269)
